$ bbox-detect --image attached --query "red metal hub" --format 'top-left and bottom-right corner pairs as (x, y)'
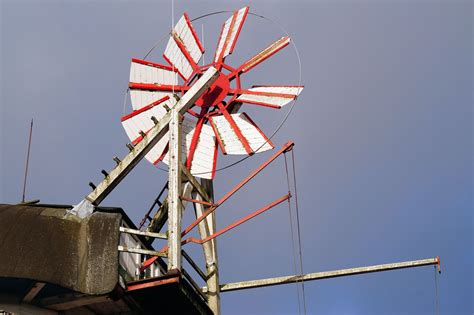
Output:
(194, 71), (230, 108)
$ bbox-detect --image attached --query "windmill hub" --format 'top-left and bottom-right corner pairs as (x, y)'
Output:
(194, 71), (230, 108)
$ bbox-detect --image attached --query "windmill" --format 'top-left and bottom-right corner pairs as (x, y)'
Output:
(67, 6), (440, 315)
(122, 6), (302, 180)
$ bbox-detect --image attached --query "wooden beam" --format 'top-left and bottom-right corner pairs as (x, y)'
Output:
(167, 106), (183, 271)
(203, 257), (440, 293)
(118, 245), (168, 257)
(182, 166), (211, 202)
(119, 226), (167, 239)
(22, 282), (46, 303)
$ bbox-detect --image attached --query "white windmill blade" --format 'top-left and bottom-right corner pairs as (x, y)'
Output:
(121, 95), (175, 165)
(163, 13), (204, 81)
(235, 85), (304, 109)
(160, 117), (218, 179)
(129, 58), (179, 110)
(238, 36), (290, 73)
(209, 112), (274, 155)
(214, 6), (249, 64)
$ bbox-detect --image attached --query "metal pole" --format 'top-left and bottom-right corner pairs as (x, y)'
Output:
(202, 257), (440, 293)
(21, 119), (33, 203)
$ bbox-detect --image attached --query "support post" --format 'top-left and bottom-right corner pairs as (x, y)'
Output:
(167, 107), (183, 271)
(193, 179), (220, 314)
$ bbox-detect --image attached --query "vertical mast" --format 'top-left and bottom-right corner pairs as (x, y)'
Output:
(167, 104), (183, 271)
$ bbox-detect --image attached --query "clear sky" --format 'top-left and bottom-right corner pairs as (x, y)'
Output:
(1, 0), (472, 314)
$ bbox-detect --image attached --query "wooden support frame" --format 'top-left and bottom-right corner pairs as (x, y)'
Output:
(81, 67), (219, 206)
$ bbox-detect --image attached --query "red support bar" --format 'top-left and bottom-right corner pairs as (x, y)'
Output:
(182, 141), (294, 237)
(120, 95), (170, 122)
(131, 58), (177, 72)
(129, 82), (188, 92)
(139, 141), (295, 272)
(228, 88), (297, 99)
(180, 196), (215, 207)
(183, 12), (205, 53)
(171, 31), (200, 72)
(185, 108), (208, 170)
(216, 102), (254, 155)
(185, 193), (291, 245)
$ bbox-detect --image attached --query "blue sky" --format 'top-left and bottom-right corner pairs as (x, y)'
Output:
(1, 0), (472, 314)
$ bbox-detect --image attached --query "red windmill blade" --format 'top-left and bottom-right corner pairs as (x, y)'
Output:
(121, 6), (303, 179)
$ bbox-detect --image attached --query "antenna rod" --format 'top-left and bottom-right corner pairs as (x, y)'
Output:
(21, 119), (34, 203)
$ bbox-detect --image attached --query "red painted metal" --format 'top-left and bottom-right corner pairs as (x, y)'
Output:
(213, 21), (226, 64)
(211, 138), (218, 179)
(184, 12), (205, 53)
(152, 143), (169, 165)
(126, 276), (179, 292)
(228, 6), (249, 55)
(180, 196), (215, 207)
(140, 142), (295, 272)
(129, 82), (187, 92)
(209, 117), (227, 155)
(241, 112), (274, 149)
(216, 10), (238, 67)
(194, 73), (230, 108)
(185, 193), (291, 245)
(231, 99), (282, 109)
(182, 141), (294, 236)
(229, 88), (297, 99)
(120, 95), (170, 122)
(162, 53), (187, 81)
(131, 58), (176, 71)
(185, 109), (208, 170)
(171, 31), (199, 72)
(216, 103), (254, 155)
(229, 36), (290, 79)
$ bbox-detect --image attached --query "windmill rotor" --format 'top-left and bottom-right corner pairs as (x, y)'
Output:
(122, 6), (303, 180)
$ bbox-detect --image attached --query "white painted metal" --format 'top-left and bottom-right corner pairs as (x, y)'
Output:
(160, 118), (217, 179)
(174, 15), (203, 63)
(236, 86), (303, 108)
(121, 97), (175, 165)
(214, 7), (249, 62)
(210, 112), (273, 155)
(121, 100), (169, 142)
(164, 37), (194, 80)
(130, 61), (177, 85)
(241, 36), (290, 72)
(119, 226), (167, 239)
(129, 90), (175, 111)
(164, 14), (203, 80)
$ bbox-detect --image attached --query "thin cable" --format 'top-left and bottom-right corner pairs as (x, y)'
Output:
(171, 0), (175, 96)
(284, 153), (303, 315)
(291, 149), (307, 314)
(21, 119), (33, 203)
(434, 266), (440, 315)
(201, 24), (205, 66)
